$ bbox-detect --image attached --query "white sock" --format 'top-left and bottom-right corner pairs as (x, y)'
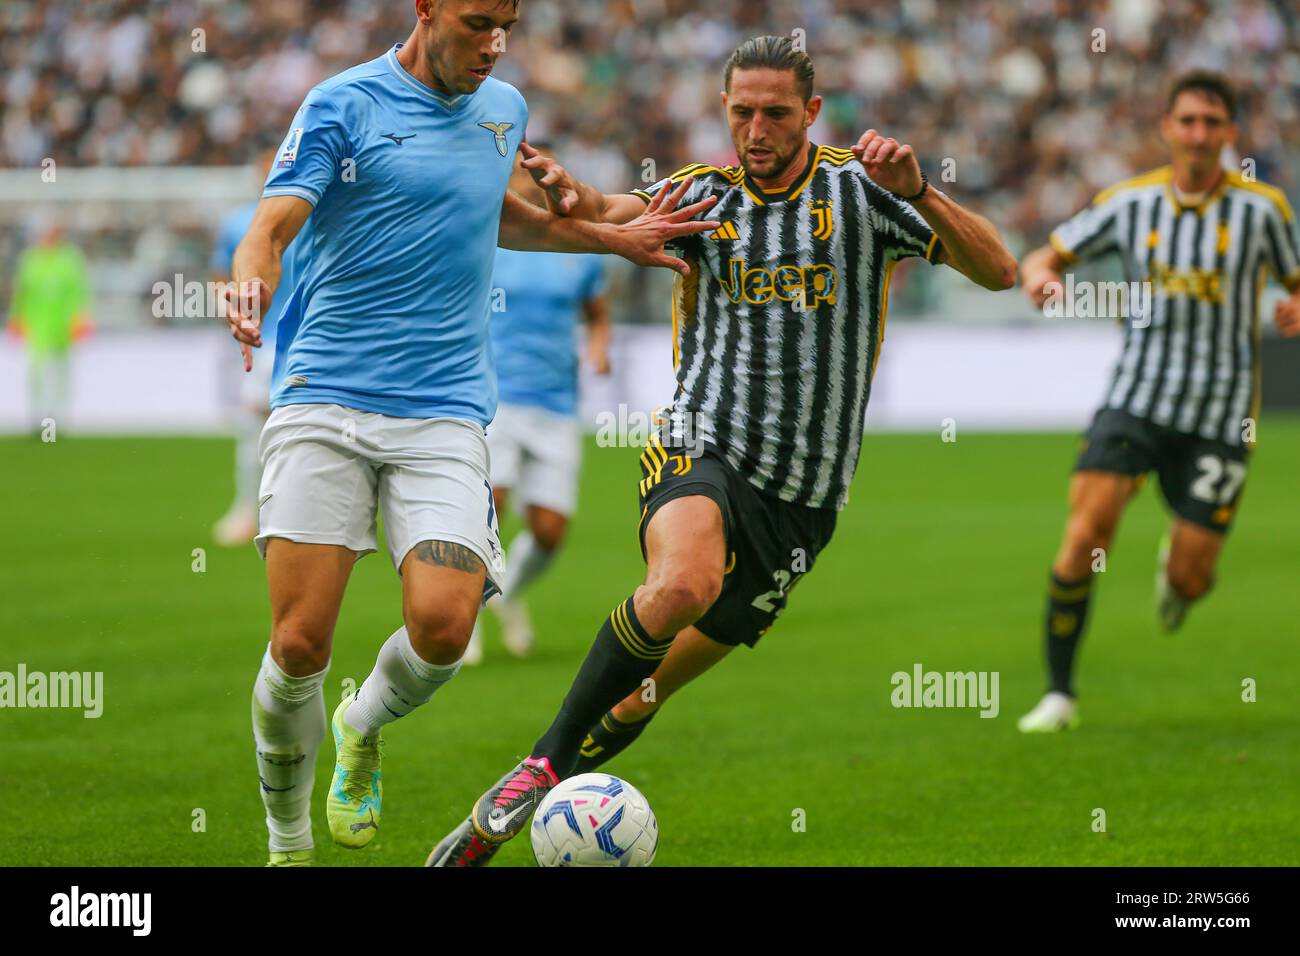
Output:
(345, 627), (460, 737)
(500, 531), (555, 600)
(463, 617), (484, 665)
(251, 648), (329, 853)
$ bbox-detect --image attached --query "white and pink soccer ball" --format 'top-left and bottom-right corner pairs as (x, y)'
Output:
(530, 773), (658, 867)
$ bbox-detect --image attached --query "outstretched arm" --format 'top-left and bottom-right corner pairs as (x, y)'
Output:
(517, 142), (655, 225)
(1274, 274), (1300, 337)
(853, 130), (1017, 291)
(583, 294), (612, 375)
(8, 254), (29, 339)
(1019, 243), (1071, 309)
(498, 179), (719, 276)
(1265, 206), (1300, 336)
(224, 194), (312, 370)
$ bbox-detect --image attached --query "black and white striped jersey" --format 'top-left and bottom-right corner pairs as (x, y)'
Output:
(632, 144), (941, 511)
(1051, 166), (1300, 446)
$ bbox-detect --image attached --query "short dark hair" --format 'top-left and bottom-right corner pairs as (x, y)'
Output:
(723, 35), (815, 103)
(1166, 70), (1236, 120)
(437, 0), (521, 10)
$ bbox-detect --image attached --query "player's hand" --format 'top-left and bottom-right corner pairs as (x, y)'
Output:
(221, 277), (271, 372)
(520, 142), (580, 216)
(851, 129), (923, 199)
(1023, 267), (1063, 310)
(606, 177), (720, 276)
(1275, 293), (1300, 337)
(587, 339), (611, 376)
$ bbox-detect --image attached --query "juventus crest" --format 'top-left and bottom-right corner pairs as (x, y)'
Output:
(809, 198), (835, 241)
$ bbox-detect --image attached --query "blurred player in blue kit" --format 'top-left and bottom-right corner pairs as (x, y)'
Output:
(210, 146), (306, 547)
(466, 143), (611, 664)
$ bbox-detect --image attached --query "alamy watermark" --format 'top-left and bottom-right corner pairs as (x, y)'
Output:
(594, 405), (709, 458)
(1041, 276), (1153, 326)
(0, 664), (103, 718)
(890, 663), (999, 718)
(50, 886), (150, 936)
(152, 274), (262, 323)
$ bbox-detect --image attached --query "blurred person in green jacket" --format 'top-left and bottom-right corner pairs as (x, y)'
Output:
(7, 221), (92, 432)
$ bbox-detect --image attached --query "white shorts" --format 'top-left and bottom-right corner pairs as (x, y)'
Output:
(486, 402), (581, 517)
(255, 403), (505, 600)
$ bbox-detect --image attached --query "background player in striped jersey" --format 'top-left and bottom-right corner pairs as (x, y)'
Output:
(464, 144), (611, 664)
(1017, 71), (1300, 733)
(427, 34), (1017, 866)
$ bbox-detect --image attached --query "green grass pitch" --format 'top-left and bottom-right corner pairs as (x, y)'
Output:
(2, 421), (1297, 866)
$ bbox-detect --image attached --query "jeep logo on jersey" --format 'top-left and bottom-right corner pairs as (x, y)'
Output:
(719, 258), (838, 309)
(478, 122), (514, 157)
(809, 199), (835, 241)
(1148, 262), (1225, 305)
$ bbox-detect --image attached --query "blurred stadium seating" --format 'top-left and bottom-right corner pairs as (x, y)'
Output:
(2, 0), (1298, 430)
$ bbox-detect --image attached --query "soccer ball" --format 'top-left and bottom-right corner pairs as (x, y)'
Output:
(530, 772), (658, 867)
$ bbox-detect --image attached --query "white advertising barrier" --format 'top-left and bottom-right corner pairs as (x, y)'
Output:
(585, 321), (1120, 434)
(0, 322), (1121, 435)
(867, 321), (1118, 430)
(1, 329), (234, 434)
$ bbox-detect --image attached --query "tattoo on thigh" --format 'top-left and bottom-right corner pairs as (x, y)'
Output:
(412, 540), (484, 574)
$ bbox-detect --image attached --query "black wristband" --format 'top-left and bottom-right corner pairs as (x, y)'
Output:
(893, 171), (928, 203)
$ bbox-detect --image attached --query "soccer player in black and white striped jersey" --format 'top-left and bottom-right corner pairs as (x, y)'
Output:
(1018, 71), (1300, 733)
(427, 34), (1017, 865)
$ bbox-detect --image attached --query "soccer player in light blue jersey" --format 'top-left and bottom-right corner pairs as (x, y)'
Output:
(221, 0), (718, 866)
(210, 147), (307, 548)
(466, 144), (611, 664)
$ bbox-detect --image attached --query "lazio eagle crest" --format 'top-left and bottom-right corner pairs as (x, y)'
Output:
(479, 122), (514, 157)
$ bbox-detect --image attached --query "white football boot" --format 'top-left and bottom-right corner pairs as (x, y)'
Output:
(212, 503), (257, 548)
(1017, 691), (1080, 733)
(492, 597), (534, 658)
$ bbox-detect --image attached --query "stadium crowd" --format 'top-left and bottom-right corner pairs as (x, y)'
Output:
(4, 0), (1297, 237)
(2, 0), (1297, 325)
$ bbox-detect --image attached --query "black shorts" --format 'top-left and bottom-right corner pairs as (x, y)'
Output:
(1075, 409), (1250, 534)
(635, 441), (838, 648)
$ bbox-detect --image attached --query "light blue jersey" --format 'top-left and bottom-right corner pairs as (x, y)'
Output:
(212, 201), (305, 350)
(262, 44), (528, 423)
(489, 248), (605, 417)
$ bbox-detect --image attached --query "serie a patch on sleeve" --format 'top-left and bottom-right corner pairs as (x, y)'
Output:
(277, 127), (305, 168)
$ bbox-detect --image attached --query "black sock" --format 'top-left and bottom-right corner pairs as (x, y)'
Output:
(532, 597), (670, 778)
(1045, 570), (1095, 697)
(573, 709), (659, 775)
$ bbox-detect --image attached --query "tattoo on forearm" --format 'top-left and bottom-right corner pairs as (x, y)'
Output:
(412, 540), (484, 574)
